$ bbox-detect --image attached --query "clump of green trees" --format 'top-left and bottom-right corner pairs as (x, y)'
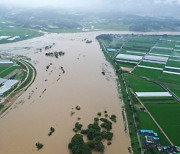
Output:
(68, 134), (91, 154)
(48, 127), (55, 136)
(36, 142), (44, 150)
(110, 114), (117, 123)
(68, 111), (117, 154)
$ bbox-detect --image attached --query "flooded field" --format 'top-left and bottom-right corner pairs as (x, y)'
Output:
(0, 32), (132, 154)
(0, 31), (180, 154)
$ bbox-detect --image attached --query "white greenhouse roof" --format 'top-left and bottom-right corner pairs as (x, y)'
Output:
(163, 71), (180, 75)
(165, 66), (180, 70)
(0, 78), (7, 85)
(149, 53), (169, 57)
(126, 51), (146, 55)
(0, 60), (13, 65)
(136, 92), (172, 97)
(107, 48), (119, 52)
(153, 47), (173, 50)
(144, 55), (168, 63)
(115, 59), (138, 64)
(116, 54), (143, 61)
(0, 36), (11, 40)
(0, 79), (18, 95)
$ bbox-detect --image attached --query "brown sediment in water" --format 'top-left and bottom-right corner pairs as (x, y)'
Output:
(1, 31), (178, 154)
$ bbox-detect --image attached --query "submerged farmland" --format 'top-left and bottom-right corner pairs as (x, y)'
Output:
(0, 32), (132, 154)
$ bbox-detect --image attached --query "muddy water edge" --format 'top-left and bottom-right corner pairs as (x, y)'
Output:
(0, 32), (135, 154)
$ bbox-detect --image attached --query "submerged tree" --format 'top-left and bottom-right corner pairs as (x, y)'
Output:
(36, 142), (44, 150)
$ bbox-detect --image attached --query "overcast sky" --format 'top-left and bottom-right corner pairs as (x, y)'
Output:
(0, 0), (180, 16)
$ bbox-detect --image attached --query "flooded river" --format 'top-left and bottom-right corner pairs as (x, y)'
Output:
(0, 31), (179, 154)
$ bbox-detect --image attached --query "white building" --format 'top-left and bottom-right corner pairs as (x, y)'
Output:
(0, 79), (19, 96)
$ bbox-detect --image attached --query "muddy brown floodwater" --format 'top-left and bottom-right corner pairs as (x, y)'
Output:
(1, 31), (179, 154)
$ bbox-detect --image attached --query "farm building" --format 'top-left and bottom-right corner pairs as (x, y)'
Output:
(144, 55), (168, 64)
(165, 66), (180, 70)
(164, 66), (180, 75)
(135, 92), (172, 97)
(106, 48), (119, 52)
(126, 50), (146, 55)
(0, 79), (19, 96)
(163, 71), (180, 75)
(0, 60), (14, 66)
(7, 36), (21, 41)
(116, 59), (137, 64)
(137, 65), (163, 70)
(0, 36), (11, 40)
(0, 78), (7, 85)
(153, 47), (173, 50)
(140, 129), (154, 134)
(116, 54), (143, 61)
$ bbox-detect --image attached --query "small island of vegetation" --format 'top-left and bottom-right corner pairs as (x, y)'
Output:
(69, 111), (117, 154)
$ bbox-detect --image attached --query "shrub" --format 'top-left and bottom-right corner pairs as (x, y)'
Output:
(81, 129), (88, 135)
(110, 114), (117, 123)
(69, 134), (91, 154)
(105, 114), (108, 117)
(48, 127), (55, 136)
(101, 131), (113, 140)
(97, 112), (101, 116)
(36, 142), (44, 150)
(107, 142), (112, 146)
(75, 122), (83, 131)
(93, 141), (104, 152)
(94, 117), (99, 122)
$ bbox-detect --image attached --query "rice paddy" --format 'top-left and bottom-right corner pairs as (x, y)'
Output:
(97, 34), (180, 149)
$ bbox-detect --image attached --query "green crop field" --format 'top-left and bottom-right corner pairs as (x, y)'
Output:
(137, 111), (170, 145)
(0, 66), (11, 73)
(164, 83), (180, 97)
(129, 35), (160, 43)
(124, 73), (165, 92)
(156, 41), (176, 48)
(14, 60), (36, 92)
(0, 27), (43, 44)
(133, 67), (163, 80)
(159, 73), (180, 83)
(139, 61), (165, 68)
(145, 104), (180, 145)
(164, 67), (180, 73)
(150, 48), (173, 55)
(123, 41), (152, 52)
(141, 98), (178, 104)
(116, 62), (136, 68)
(166, 60), (180, 68)
(97, 34), (180, 152)
(0, 65), (20, 78)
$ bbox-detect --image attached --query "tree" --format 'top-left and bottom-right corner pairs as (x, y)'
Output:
(97, 112), (101, 116)
(93, 141), (104, 152)
(69, 134), (84, 149)
(110, 114), (117, 123)
(75, 122), (83, 131)
(48, 127), (55, 136)
(69, 134), (91, 154)
(101, 131), (113, 140)
(36, 142), (44, 150)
